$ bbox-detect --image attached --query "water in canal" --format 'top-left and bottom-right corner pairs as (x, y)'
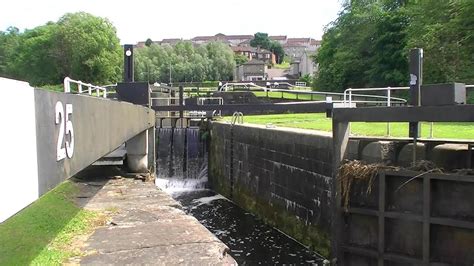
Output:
(155, 127), (324, 265)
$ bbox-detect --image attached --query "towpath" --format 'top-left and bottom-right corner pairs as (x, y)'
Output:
(69, 168), (236, 265)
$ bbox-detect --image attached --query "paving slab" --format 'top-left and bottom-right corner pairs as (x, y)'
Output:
(75, 173), (236, 265)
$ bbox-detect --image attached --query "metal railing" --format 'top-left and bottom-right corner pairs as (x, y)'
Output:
(295, 81), (307, 87)
(343, 87), (410, 137)
(343, 87), (409, 107)
(197, 97), (224, 117)
(63, 77), (108, 98)
(197, 97), (224, 106)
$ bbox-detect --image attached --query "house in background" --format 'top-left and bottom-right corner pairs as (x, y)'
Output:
(234, 59), (267, 81)
(290, 50), (317, 77)
(232, 46), (275, 65)
(269, 35), (288, 45)
(135, 34), (320, 76)
(191, 34), (253, 45)
(284, 38), (320, 60)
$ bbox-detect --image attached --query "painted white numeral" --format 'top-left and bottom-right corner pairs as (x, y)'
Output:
(55, 101), (74, 161)
(56, 101), (66, 161)
(65, 104), (74, 158)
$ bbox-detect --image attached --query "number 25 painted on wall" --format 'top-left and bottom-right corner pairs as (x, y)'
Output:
(55, 101), (74, 161)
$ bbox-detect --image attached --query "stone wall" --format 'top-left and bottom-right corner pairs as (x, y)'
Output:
(209, 122), (335, 256)
(209, 121), (474, 257)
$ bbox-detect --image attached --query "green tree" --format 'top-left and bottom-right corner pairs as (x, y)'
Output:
(0, 27), (20, 78)
(145, 38), (153, 47)
(250, 32), (285, 64)
(250, 32), (272, 48)
(54, 12), (122, 84)
(134, 41), (235, 83)
(315, 0), (474, 91)
(234, 54), (249, 65)
(0, 12), (122, 86)
(315, 1), (409, 91)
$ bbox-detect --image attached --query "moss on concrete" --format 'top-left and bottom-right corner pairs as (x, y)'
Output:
(231, 184), (331, 258)
(209, 123), (331, 258)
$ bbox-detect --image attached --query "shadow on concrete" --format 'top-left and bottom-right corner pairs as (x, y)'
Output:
(0, 165), (124, 265)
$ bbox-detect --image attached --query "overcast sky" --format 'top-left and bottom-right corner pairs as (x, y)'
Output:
(0, 0), (343, 44)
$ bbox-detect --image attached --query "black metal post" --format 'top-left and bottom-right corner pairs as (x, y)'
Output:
(409, 48), (423, 138)
(123, 44), (134, 82)
(179, 86), (184, 118)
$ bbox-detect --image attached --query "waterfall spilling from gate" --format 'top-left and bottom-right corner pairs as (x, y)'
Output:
(155, 127), (208, 193)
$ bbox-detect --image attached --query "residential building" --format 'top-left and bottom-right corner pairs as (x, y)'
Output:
(284, 38), (320, 59)
(231, 46), (275, 65)
(269, 35), (288, 45)
(191, 34), (253, 45)
(234, 59), (267, 81)
(290, 50), (317, 77)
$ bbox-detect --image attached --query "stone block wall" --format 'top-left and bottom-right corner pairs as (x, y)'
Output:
(209, 121), (473, 257)
(209, 122), (336, 256)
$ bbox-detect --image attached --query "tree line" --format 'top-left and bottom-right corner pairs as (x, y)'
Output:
(0, 12), (122, 86)
(314, 0), (474, 92)
(0, 11), (239, 86)
(134, 41), (235, 83)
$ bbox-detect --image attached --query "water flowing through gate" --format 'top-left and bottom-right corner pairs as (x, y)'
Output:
(155, 127), (208, 193)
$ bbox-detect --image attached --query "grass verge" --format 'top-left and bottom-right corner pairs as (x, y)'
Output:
(0, 180), (105, 265)
(222, 113), (474, 139)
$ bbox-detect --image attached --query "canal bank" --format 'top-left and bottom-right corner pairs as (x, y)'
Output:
(75, 167), (235, 265)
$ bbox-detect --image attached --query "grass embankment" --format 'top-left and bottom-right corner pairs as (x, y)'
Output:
(223, 113), (474, 140)
(0, 180), (105, 265)
(273, 62), (290, 69)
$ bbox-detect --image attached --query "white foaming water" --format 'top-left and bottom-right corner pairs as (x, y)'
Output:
(191, 194), (229, 207)
(155, 164), (208, 194)
(155, 176), (208, 194)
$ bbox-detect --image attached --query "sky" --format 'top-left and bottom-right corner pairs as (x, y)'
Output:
(0, 0), (343, 44)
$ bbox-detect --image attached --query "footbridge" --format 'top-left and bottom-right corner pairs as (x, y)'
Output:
(0, 77), (155, 222)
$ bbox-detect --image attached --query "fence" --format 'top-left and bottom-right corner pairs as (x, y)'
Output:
(63, 77), (108, 98)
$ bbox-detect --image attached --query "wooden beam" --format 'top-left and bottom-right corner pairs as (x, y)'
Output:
(152, 102), (331, 113)
(333, 105), (474, 122)
(332, 120), (350, 262)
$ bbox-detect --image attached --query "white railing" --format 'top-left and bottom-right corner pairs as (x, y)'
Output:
(343, 87), (410, 137)
(197, 97), (224, 106)
(343, 87), (409, 108)
(149, 96), (186, 117)
(197, 97), (224, 117)
(295, 81), (307, 87)
(63, 77), (108, 98)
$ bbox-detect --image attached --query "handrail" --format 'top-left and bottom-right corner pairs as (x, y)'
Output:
(63, 77), (108, 98)
(343, 87), (409, 107)
(231, 112), (244, 125)
(197, 97), (224, 105)
(197, 97), (224, 116)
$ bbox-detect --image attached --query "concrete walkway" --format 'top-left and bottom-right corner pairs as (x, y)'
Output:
(72, 171), (236, 265)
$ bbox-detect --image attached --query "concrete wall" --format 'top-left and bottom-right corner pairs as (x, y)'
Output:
(0, 78), (39, 223)
(209, 122), (336, 256)
(0, 77), (155, 222)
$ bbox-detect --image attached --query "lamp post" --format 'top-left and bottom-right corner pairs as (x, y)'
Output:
(169, 62), (172, 86)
